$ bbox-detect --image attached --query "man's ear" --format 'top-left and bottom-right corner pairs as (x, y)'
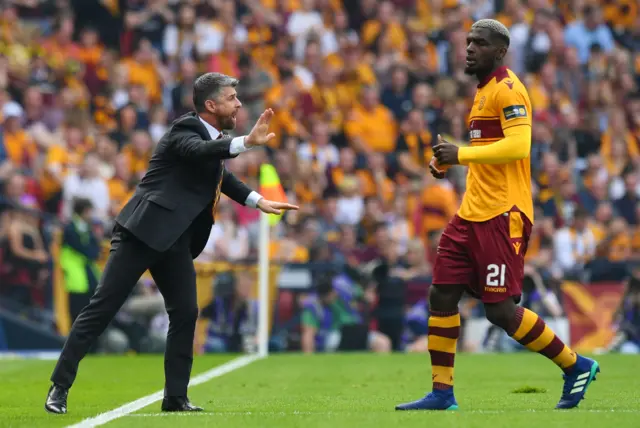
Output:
(204, 99), (216, 115)
(496, 46), (507, 61)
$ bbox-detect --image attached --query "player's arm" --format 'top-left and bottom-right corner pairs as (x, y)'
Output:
(457, 86), (532, 165)
(457, 124), (531, 164)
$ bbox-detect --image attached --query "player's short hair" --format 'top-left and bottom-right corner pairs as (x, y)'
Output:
(472, 19), (510, 47)
(192, 72), (239, 112)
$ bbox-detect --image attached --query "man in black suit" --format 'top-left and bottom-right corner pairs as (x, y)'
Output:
(45, 73), (298, 414)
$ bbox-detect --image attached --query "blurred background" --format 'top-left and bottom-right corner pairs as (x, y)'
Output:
(0, 0), (638, 358)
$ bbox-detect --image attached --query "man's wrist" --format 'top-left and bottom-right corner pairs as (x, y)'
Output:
(245, 191), (263, 208)
(230, 136), (251, 154)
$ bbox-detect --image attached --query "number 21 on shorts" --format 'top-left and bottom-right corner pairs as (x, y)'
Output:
(486, 264), (506, 287)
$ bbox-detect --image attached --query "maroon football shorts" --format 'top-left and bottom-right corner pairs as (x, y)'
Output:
(432, 207), (532, 303)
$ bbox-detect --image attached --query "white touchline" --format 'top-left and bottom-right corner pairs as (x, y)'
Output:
(65, 354), (264, 428)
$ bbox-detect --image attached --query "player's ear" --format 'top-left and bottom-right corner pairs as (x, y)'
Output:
(496, 46), (507, 61)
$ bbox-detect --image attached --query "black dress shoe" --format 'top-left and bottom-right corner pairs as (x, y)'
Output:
(45, 384), (68, 414)
(161, 396), (204, 412)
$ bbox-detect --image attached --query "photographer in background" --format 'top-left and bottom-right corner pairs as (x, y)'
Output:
(198, 271), (259, 354)
(300, 273), (390, 353)
(101, 279), (166, 354)
(604, 268), (640, 354)
(370, 235), (408, 351)
(403, 299), (429, 353)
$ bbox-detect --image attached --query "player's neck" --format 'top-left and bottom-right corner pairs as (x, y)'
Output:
(476, 63), (504, 85)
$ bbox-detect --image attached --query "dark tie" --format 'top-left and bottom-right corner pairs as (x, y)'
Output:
(212, 132), (227, 215)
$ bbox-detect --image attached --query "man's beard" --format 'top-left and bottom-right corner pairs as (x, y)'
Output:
(219, 115), (236, 130)
(463, 66), (475, 76)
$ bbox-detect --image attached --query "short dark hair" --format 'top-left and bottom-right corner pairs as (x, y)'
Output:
(72, 197), (93, 216)
(573, 206), (589, 220)
(279, 69), (294, 82)
(238, 54), (252, 69)
(315, 274), (335, 297)
(192, 72), (239, 113)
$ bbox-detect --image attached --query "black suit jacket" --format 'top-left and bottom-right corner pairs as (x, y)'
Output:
(116, 112), (253, 258)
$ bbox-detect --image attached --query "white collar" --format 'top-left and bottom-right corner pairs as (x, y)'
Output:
(198, 116), (221, 140)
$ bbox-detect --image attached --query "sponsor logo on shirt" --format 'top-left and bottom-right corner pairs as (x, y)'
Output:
(503, 105), (527, 120)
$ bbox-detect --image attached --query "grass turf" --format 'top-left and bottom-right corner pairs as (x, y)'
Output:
(0, 353), (637, 427)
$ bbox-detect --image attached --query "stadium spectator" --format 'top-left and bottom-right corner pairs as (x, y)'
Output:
(1, 200), (49, 308)
(553, 207), (596, 280)
(60, 197), (100, 323)
(61, 152), (110, 223)
(197, 201), (250, 263)
(564, 5), (615, 64)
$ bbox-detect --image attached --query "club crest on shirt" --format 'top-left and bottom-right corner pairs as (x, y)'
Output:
(478, 96), (486, 110)
(503, 105), (527, 120)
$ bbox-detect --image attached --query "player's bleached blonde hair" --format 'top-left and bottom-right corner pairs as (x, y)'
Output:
(471, 19), (510, 46)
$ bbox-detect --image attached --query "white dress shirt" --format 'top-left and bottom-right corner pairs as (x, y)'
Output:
(198, 116), (263, 208)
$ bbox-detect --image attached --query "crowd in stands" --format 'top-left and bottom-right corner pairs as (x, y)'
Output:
(0, 0), (639, 354)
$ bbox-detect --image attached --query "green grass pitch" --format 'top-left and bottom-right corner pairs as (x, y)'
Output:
(1, 353), (638, 427)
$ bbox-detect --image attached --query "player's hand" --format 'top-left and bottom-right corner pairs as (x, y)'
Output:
(245, 109), (276, 148)
(429, 157), (446, 179)
(257, 199), (299, 215)
(433, 134), (460, 166)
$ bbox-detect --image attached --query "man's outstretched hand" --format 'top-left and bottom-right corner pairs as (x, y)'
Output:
(433, 134), (460, 166)
(257, 199), (299, 215)
(245, 109), (277, 148)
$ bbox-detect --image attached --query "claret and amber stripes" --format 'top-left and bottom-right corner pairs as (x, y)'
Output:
(508, 307), (577, 371)
(428, 311), (461, 390)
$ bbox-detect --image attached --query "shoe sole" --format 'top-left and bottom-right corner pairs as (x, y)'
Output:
(44, 405), (66, 415)
(556, 360), (601, 410)
(395, 403), (459, 411)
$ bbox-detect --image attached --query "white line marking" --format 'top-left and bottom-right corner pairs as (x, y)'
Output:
(66, 354), (263, 428)
(0, 351), (60, 360)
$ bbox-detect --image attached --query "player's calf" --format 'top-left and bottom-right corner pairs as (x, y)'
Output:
(485, 300), (600, 408)
(485, 300), (577, 372)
